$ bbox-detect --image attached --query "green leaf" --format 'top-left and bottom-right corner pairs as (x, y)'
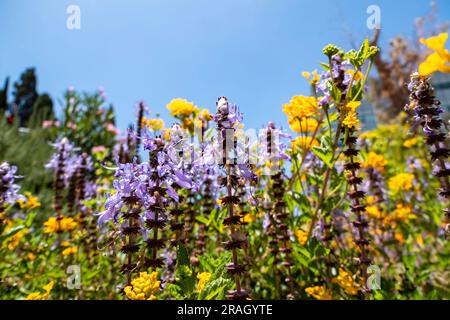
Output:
(176, 244), (190, 266)
(0, 225), (25, 244)
(312, 136), (333, 168)
(326, 80), (342, 104)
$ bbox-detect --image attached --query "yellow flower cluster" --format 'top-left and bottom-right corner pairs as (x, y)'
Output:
(283, 95), (318, 121)
(24, 281), (54, 300)
(388, 173), (414, 193)
(291, 136), (319, 152)
(332, 268), (359, 295)
(363, 152), (387, 173)
(295, 229), (308, 246)
(391, 203), (416, 222)
(124, 272), (160, 300)
(142, 117), (165, 131)
(302, 70), (320, 85)
(342, 101), (361, 129)
(366, 205), (385, 220)
(43, 216), (78, 234)
(419, 33), (450, 76)
(305, 285), (332, 300)
(403, 137), (418, 148)
(166, 98), (198, 117)
(62, 246), (78, 256)
(196, 272), (212, 291)
(289, 118), (319, 133)
(17, 192), (41, 210)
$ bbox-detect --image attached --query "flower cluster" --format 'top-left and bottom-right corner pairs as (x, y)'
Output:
(124, 272), (160, 300)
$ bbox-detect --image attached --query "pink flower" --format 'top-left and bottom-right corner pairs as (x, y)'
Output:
(106, 123), (119, 135)
(42, 120), (54, 128)
(67, 121), (77, 130)
(92, 145), (106, 153)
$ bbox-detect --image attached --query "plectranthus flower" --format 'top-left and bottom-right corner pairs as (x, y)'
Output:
(406, 73), (450, 237)
(342, 128), (371, 292)
(0, 162), (23, 205)
(213, 96), (251, 300)
(0, 162), (24, 226)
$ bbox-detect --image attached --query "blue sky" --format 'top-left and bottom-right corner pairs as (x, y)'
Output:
(1, 0), (449, 132)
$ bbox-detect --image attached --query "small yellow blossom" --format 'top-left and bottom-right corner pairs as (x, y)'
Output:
(62, 246), (78, 256)
(332, 268), (359, 295)
(124, 272), (160, 300)
(366, 205), (384, 220)
(305, 285), (332, 300)
(395, 232), (405, 244)
(43, 216), (78, 234)
(196, 272), (212, 291)
(392, 203), (416, 222)
(27, 253), (36, 261)
(295, 229), (308, 246)
(345, 69), (365, 81)
(388, 173), (414, 193)
(24, 281), (54, 300)
(302, 70), (320, 85)
(199, 109), (212, 121)
(241, 213), (256, 224)
(363, 152), (387, 173)
(342, 112), (360, 129)
(344, 101), (361, 113)
(166, 98), (198, 117)
(403, 137), (418, 148)
(17, 192), (41, 210)
(419, 33), (450, 76)
(143, 117), (165, 131)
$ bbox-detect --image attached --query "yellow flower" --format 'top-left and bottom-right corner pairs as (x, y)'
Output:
(289, 118), (319, 133)
(283, 95), (318, 120)
(163, 128), (172, 141)
(403, 137), (418, 148)
(295, 229), (308, 246)
(302, 70), (320, 85)
(395, 232), (405, 244)
(419, 33), (450, 76)
(392, 203), (416, 222)
(332, 268), (359, 296)
(345, 69), (365, 82)
(62, 246), (78, 256)
(196, 272), (212, 291)
(43, 216), (78, 234)
(363, 152), (387, 173)
(24, 281), (54, 300)
(27, 253), (36, 261)
(3, 228), (28, 251)
(344, 101), (361, 113)
(199, 109), (212, 121)
(124, 272), (160, 300)
(241, 213), (256, 224)
(17, 192), (41, 210)
(166, 98), (198, 117)
(366, 195), (376, 205)
(291, 136), (319, 152)
(143, 117), (165, 131)
(216, 199), (223, 206)
(388, 173), (414, 193)
(305, 286), (332, 300)
(342, 112), (360, 129)
(366, 205), (384, 220)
